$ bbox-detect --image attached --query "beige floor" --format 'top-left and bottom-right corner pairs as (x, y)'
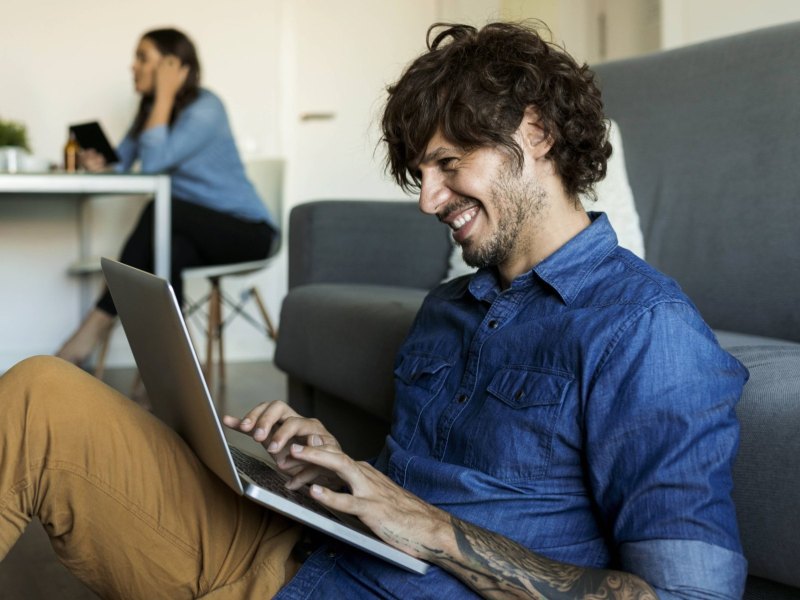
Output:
(0, 360), (286, 600)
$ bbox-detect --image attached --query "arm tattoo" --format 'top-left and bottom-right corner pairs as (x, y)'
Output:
(440, 515), (658, 600)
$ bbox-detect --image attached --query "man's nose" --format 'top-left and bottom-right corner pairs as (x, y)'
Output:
(418, 171), (451, 215)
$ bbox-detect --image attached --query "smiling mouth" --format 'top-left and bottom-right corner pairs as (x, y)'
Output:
(437, 203), (482, 246)
(452, 209), (474, 230)
(442, 204), (481, 231)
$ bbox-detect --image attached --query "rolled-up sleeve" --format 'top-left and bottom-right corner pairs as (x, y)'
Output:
(586, 301), (749, 598)
(622, 539), (747, 599)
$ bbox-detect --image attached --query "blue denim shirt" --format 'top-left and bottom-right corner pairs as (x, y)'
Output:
(277, 213), (748, 599)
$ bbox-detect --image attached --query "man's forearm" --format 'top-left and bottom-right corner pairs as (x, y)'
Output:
(281, 442), (659, 599)
(426, 515), (657, 600)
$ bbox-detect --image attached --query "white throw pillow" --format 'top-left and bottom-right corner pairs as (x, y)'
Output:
(442, 119), (644, 282)
(580, 119), (644, 259)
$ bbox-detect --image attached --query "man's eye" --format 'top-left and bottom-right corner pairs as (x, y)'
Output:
(439, 158), (457, 171)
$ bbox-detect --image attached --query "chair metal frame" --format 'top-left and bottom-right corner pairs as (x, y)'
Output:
(182, 256), (279, 390)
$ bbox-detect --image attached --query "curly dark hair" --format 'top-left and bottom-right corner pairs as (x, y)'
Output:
(381, 21), (611, 200)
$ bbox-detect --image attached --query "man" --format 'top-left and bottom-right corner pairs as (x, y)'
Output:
(0, 22), (747, 599)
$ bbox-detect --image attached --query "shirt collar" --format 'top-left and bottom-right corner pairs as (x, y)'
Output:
(467, 212), (618, 305)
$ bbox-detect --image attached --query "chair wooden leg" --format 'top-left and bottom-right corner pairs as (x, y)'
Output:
(251, 287), (278, 340)
(205, 279), (221, 391)
(217, 285), (226, 390)
(196, 279), (274, 394)
(94, 325), (113, 380)
(128, 371), (152, 410)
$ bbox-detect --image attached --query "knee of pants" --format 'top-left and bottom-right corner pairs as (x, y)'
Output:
(1, 355), (118, 418)
(3, 355), (68, 388)
(4, 355), (84, 387)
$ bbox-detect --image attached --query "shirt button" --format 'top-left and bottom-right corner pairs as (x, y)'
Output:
(457, 394), (468, 403)
(488, 319), (498, 329)
(327, 550), (337, 558)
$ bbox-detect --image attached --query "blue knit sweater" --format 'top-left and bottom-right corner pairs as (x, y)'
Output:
(115, 89), (273, 225)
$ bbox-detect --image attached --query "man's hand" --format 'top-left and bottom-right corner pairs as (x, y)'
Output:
(222, 400), (343, 490)
(287, 442), (452, 559)
(224, 403), (451, 558)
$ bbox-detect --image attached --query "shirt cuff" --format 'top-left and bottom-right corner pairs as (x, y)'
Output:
(620, 539), (747, 599)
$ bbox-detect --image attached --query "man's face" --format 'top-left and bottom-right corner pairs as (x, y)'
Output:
(415, 129), (547, 270)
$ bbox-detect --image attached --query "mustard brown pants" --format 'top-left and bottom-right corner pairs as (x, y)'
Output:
(0, 356), (302, 599)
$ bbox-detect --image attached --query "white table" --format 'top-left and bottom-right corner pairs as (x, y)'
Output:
(0, 172), (171, 279)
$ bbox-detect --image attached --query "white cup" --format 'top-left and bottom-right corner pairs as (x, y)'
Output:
(0, 147), (24, 173)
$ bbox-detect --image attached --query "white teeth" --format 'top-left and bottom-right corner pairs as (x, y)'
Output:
(452, 211), (473, 230)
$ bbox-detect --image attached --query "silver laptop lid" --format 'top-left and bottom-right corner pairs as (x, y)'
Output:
(101, 257), (244, 495)
(101, 258), (429, 575)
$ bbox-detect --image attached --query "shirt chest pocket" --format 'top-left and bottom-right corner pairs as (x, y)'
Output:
(391, 354), (452, 449)
(464, 367), (572, 482)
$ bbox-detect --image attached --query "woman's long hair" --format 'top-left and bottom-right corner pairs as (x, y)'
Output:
(131, 28), (201, 137)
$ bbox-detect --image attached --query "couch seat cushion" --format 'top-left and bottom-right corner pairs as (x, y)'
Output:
(716, 330), (800, 349)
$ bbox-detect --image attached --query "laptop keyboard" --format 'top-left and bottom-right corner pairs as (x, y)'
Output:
(228, 445), (336, 517)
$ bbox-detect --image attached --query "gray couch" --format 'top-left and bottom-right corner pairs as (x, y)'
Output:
(275, 23), (800, 598)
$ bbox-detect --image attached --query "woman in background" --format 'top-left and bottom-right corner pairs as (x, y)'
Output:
(57, 28), (278, 365)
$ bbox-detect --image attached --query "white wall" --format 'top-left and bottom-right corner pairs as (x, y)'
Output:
(500, 0), (592, 62)
(2, 0), (283, 166)
(661, 0), (800, 49)
(0, 0), (284, 369)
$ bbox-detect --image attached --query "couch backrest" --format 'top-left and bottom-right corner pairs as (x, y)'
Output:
(594, 22), (800, 342)
(288, 200), (452, 290)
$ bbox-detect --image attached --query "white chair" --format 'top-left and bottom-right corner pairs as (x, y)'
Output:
(182, 158), (283, 391)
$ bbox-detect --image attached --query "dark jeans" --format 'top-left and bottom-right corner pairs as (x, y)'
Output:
(96, 198), (276, 316)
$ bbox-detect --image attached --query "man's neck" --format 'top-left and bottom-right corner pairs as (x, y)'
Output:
(497, 199), (591, 289)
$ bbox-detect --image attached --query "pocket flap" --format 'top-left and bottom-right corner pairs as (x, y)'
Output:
(487, 367), (573, 408)
(394, 354), (451, 390)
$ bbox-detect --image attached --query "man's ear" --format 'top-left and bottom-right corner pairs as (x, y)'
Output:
(520, 106), (553, 159)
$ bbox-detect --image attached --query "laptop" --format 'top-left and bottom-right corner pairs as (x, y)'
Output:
(101, 258), (428, 575)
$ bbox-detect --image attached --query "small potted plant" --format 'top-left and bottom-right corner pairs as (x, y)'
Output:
(0, 118), (31, 172)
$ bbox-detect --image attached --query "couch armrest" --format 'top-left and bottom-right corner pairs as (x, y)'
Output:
(725, 343), (800, 590)
(288, 200), (452, 289)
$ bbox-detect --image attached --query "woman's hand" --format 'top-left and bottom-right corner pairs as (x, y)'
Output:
(78, 148), (108, 172)
(154, 54), (189, 100)
(143, 54), (189, 131)
(222, 401), (345, 490)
